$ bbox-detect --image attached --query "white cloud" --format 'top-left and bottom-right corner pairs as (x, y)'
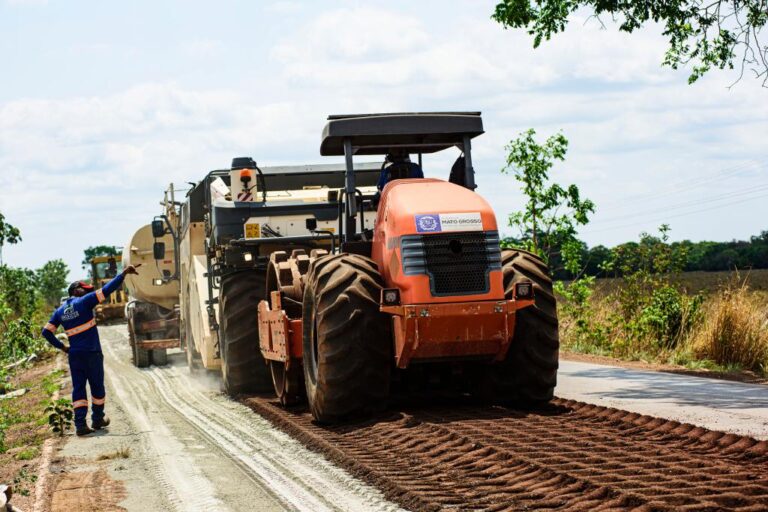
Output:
(1, 1), (767, 275)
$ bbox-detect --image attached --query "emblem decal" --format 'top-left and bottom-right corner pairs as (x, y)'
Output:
(415, 212), (483, 233)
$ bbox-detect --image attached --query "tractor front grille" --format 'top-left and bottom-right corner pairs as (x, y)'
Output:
(401, 231), (501, 296)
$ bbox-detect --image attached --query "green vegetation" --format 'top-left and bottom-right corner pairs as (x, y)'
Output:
(15, 446), (40, 460)
(0, 211), (70, 452)
(501, 128), (595, 264)
(46, 398), (73, 437)
(492, 0), (768, 85)
(558, 228), (768, 375)
(13, 466), (37, 497)
(503, 133), (768, 376)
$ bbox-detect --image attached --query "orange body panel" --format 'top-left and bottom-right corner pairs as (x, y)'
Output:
(258, 292), (303, 366)
(371, 178), (504, 304)
(382, 297), (534, 368)
(369, 178), (521, 367)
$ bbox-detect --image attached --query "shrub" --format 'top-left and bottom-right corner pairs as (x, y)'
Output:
(636, 286), (702, 350)
(1, 317), (46, 362)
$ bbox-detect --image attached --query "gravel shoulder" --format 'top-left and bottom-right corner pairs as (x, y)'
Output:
(45, 324), (403, 512)
(557, 358), (768, 439)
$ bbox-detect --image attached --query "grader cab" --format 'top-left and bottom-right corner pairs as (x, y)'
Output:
(256, 113), (560, 422)
(90, 254), (128, 322)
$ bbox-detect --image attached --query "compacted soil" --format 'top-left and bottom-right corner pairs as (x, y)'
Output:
(243, 395), (768, 511)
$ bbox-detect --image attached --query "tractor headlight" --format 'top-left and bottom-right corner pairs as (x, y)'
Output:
(515, 281), (534, 300)
(153, 278), (164, 286)
(381, 288), (401, 306)
(243, 252), (253, 262)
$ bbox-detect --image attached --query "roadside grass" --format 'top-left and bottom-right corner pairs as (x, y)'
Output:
(559, 270), (768, 378)
(688, 284), (768, 373)
(0, 352), (63, 497)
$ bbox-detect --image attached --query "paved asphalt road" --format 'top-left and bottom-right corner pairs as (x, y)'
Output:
(557, 359), (768, 440)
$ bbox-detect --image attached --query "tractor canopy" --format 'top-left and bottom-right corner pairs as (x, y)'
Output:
(320, 112), (484, 156)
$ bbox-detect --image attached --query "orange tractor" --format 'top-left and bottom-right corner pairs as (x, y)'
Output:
(257, 112), (559, 422)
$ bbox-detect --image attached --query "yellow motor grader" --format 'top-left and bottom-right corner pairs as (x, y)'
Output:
(90, 254), (128, 322)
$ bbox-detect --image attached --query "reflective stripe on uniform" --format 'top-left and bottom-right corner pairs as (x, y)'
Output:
(44, 323), (57, 333)
(92, 396), (105, 405)
(73, 399), (89, 409)
(96, 289), (105, 303)
(65, 318), (96, 337)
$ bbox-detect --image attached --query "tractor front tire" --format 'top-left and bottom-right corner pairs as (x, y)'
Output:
(482, 249), (559, 404)
(302, 254), (391, 423)
(219, 272), (273, 395)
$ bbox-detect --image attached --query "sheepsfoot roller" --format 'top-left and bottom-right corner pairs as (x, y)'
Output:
(256, 112), (560, 423)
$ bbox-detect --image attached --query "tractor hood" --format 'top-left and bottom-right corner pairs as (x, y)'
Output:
(380, 178), (498, 236)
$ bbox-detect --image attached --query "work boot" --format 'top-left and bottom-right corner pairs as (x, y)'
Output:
(92, 416), (110, 430)
(76, 426), (95, 437)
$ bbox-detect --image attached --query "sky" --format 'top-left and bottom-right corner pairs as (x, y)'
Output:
(1, 0), (766, 280)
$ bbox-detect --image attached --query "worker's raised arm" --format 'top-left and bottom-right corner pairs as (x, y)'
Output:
(83, 264), (140, 310)
(41, 312), (66, 351)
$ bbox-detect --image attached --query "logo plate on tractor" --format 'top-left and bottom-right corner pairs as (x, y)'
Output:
(415, 212), (482, 233)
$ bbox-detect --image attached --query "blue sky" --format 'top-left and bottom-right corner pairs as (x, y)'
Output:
(1, 0), (766, 280)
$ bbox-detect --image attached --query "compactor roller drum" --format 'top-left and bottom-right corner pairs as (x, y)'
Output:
(220, 273), (273, 394)
(182, 285), (203, 372)
(266, 251), (310, 407)
(302, 254), (391, 423)
(482, 249), (559, 403)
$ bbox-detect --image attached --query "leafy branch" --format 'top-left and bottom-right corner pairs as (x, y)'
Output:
(492, 0), (768, 86)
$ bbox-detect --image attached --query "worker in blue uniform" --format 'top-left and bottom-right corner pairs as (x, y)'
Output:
(41, 264), (140, 436)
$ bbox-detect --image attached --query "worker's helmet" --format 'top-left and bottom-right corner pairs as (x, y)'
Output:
(68, 281), (94, 297)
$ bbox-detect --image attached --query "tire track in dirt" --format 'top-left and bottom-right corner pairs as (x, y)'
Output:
(102, 333), (226, 511)
(242, 396), (768, 512)
(146, 366), (403, 512)
(102, 324), (403, 512)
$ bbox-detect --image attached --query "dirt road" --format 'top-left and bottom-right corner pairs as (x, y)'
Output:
(45, 323), (768, 511)
(49, 324), (403, 512)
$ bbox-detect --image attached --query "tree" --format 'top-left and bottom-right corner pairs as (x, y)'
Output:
(0, 213), (21, 265)
(0, 265), (38, 320)
(36, 259), (69, 306)
(81, 245), (119, 268)
(502, 128), (595, 271)
(492, 0), (768, 86)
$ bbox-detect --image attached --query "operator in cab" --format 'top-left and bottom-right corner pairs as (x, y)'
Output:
(376, 150), (424, 191)
(41, 264), (140, 436)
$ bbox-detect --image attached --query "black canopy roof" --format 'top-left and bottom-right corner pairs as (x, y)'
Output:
(320, 112), (484, 156)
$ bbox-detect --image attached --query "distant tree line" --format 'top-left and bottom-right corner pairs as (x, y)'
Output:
(506, 230), (768, 280)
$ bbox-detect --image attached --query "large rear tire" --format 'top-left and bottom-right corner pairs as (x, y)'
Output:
(132, 334), (151, 368)
(481, 249), (559, 404)
(219, 272), (273, 395)
(151, 349), (168, 366)
(302, 254), (391, 423)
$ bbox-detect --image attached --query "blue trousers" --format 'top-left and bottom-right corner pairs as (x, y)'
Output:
(68, 351), (106, 429)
